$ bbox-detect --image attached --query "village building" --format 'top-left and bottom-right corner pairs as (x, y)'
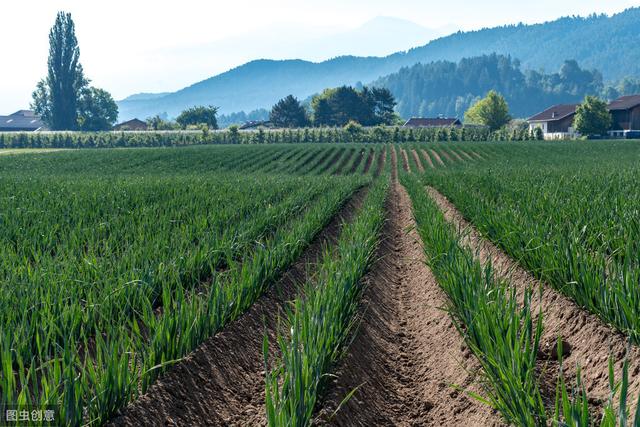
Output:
(527, 104), (579, 139)
(607, 95), (640, 138)
(0, 110), (46, 132)
(402, 117), (462, 128)
(113, 118), (148, 131)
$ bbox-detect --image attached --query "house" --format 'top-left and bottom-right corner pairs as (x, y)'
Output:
(527, 104), (579, 139)
(113, 118), (148, 131)
(239, 120), (272, 130)
(403, 117), (462, 128)
(0, 110), (46, 132)
(607, 95), (640, 138)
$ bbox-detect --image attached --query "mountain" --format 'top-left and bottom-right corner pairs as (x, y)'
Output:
(376, 54), (605, 119)
(117, 8), (640, 121)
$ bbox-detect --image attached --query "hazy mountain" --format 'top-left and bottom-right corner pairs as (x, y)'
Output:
(118, 8), (640, 121)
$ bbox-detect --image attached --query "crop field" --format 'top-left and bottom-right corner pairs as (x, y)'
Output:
(2, 140), (640, 426)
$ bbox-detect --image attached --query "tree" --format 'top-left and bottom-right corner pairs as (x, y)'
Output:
(313, 98), (333, 126)
(176, 106), (219, 129)
(147, 115), (177, 131)
(269, 95), (309, 128)
(77, 87), (118, 131)
(32, 12), (118, 131)
(369, 87), (397, 125)
(32, 12), (86, 130)
(574, 96), (612, 137)
(311, 85), (397, 127)
(464, 90), (511, 131)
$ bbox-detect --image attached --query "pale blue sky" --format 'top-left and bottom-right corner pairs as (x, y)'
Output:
(1, 0), (637, 112)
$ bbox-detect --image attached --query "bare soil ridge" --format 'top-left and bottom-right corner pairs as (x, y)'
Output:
(313, 158), (501, 426)
(427, 186), (640, 410)
(109, 188), (369, 427)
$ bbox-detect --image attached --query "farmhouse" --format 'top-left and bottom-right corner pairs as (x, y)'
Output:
(0, 110), (46, 132)
(403, 117), (462, 128)
(527, 104), (579, 139)
(607, 95), (640, 138)
(113, 118), (148, 131)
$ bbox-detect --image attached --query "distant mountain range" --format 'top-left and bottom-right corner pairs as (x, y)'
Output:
(117, 8), (640, 121)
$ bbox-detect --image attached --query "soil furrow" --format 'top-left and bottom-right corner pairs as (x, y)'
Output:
(108, 187), (369, 427)
(313, 165), (501, 426)
(448, 149), (465, 162)
(374, 148), (386, 177)
(411, 149), (425, 172)
(400, 148), (411, 172)
(420, 149), (435, 169)
(362, 149), (375, 174)
(438, 149), (454, 163)
(349, 149), (365, 174)
(320, 148), (346, 175)
(426, 186), (640, 412)
(334, 149), (355, 175)
(429, 149), (445, 166)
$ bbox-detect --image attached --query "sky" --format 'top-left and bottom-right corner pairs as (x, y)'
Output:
(1, 0), (638, 112)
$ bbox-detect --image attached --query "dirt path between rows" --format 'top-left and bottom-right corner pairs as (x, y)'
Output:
(400, 148), (411, 173)
(109, 187), (369, 427)
(420, 149), (435, 169)
(426, 186), (640, 412)
(313, 163), (502, 426)
(334, 149), (354, 175)
(363, 149), (375, 174)
(374, 148), (386, 177)
(438, 149), (454, 163)
(447, 149), (465, 162)
(429, 149), (445, 166)
(457, 149), (475, 161)
(411, 149), (425, 172)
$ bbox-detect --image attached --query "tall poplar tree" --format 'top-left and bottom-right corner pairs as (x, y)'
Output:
(32, 12), (87, 130)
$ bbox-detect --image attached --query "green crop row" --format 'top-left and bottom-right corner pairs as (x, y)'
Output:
(401, 171), (640, 426)
(0, 146), (373, 424)
(264, 175), (388, 427)
(419, 139), (640, 343)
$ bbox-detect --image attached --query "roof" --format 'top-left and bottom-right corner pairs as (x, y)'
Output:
(239, 120), (272, 130)
(0, 110), (45, 131)
(113, 118), (148, 130)
(608, 95), (640, 111)
(403, 118), (462, 127)
(528, 104), (578, 122)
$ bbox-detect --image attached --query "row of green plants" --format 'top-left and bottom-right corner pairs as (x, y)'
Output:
(264, 175), (389, 426)
(401, 172), (639, 426)
(0, 146), (372, 424)
(0, 124), (540, 149)
(419, 139), (640, 343)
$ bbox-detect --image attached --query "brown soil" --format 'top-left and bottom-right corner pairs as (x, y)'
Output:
(426, 186), (640, 412)
(108, 188), (369, 427)
(457, 150), (475, 161)
(437, 149), (454, 163)
(448, 149), (465, 162)
(420, 150), (435, 169)
(411, 149), (425, 172)
(314, 161), (502, 426)
(334, 149), (355, 175)
(390, 146), (398, 181)
(309, 148), (338, 173)
(349, 149), (365, 174)
(320, 148), (347, 174)
(374, 148), (387, 177)
(400, 148), (411, 173)
(429, 149), (445, 166)
(470, 151), (484, 160)
(362, 149), (375, 174)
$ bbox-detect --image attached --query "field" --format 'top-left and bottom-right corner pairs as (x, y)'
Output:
(1, 140), (640, 426)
